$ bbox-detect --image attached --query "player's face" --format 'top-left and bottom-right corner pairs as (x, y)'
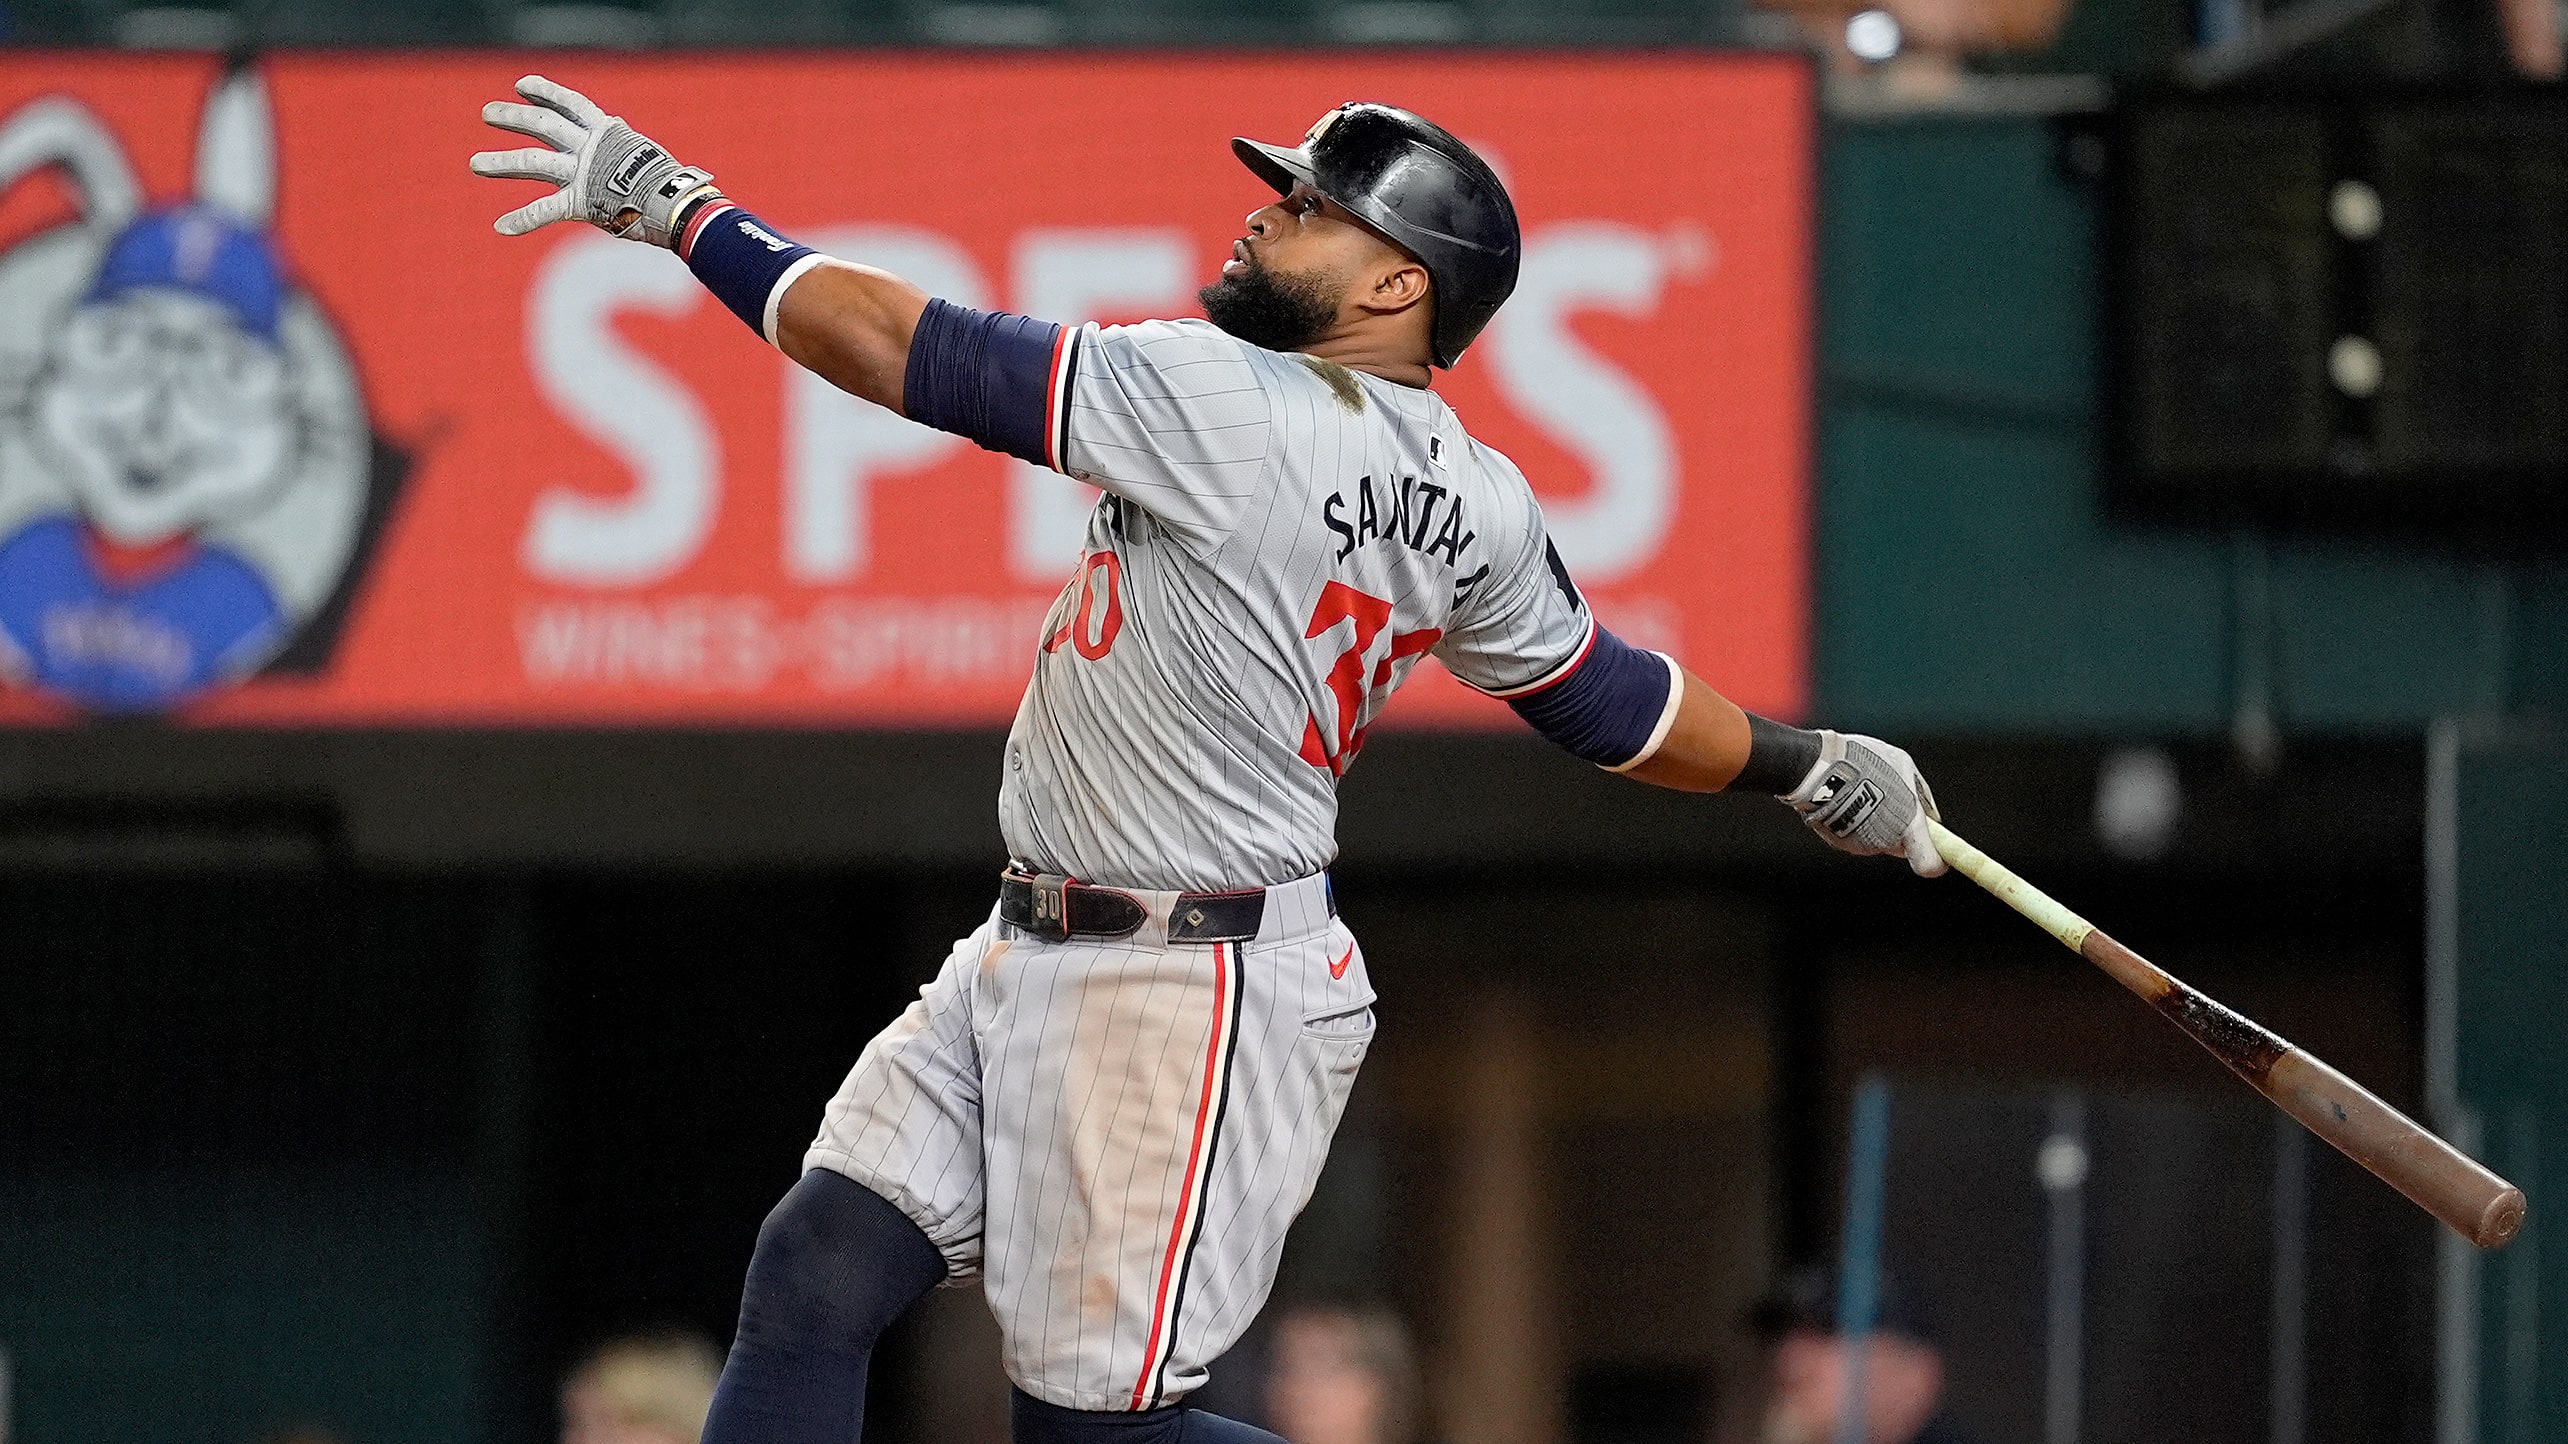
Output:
(1227, 184), (1415, 297)
(1198, 185), (1345, 352)
(1201, 183), (1428, 356)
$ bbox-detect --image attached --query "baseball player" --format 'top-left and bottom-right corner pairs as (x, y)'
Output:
(472, 77), (1946, 1444)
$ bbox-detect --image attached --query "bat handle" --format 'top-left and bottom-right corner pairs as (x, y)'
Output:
(1926, 819), (2092, 954)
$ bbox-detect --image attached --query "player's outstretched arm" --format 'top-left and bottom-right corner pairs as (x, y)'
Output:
(1622, 665), (1944, 876)
(1455, 573), (1941, 875)
(1446, 519), (1942, 875)
(468, 75), (929, 413)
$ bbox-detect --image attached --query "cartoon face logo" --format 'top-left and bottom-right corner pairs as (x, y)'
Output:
(0, 72), (402, 712)
(42, 216), (295, 544)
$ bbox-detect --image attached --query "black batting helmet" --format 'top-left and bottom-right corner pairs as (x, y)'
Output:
(1231, 103), (1521, 369)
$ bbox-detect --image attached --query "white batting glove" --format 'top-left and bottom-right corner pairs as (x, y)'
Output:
(1782, 731), (1946, 877)
(468, 74), (717, 245)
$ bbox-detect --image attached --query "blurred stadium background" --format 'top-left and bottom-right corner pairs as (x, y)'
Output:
(0, 0), (2562, 1442)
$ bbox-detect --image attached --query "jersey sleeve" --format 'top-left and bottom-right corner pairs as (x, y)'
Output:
(900, 308), (1269, 549)
(1055, 319), (1271, 546)
(1430, 461), (1598, 696)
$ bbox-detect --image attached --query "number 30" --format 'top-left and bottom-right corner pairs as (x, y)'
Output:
(1044, 550), (1124, 660)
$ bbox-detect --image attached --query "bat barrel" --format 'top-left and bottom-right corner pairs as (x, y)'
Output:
(1930, 820), (2529, 1251)
(2258, 1048), (2527, 1249)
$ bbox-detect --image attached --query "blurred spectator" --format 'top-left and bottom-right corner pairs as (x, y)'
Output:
(2496, 0), (2564, 74)
(561, 1332), (724, 1444)
(1263, 1303), (1422, 1444)
(1748, 1269), (1974, 1444)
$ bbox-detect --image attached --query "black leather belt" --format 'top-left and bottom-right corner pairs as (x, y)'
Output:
(998, 869), (1317, 944)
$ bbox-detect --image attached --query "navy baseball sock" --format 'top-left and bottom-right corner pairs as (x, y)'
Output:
(700, 1168), (947, 1444)
(1010, 1388), (1290, 1444)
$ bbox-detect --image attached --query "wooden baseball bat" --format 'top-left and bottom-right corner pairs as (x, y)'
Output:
(1926, 820), (2526, 1250)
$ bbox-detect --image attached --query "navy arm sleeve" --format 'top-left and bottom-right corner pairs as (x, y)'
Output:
(900, 299), (1078, 469)
(1505, 624), (1683, 771)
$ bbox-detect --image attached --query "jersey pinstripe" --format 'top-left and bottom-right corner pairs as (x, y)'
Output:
(1001, 318), (1592, 894)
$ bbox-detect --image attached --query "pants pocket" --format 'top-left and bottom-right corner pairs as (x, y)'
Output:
(1295, 1005), (1373, 1146)
(1300, 999), (1377, 1043)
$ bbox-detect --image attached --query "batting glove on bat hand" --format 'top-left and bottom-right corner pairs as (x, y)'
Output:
(1782, 731), (1947, 877)
(468, 75), (717, 245)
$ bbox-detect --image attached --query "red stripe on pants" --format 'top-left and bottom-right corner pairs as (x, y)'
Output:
(1127, 942), (1229, 1409)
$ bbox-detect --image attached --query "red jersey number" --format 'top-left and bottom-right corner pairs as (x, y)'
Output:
(1299, 580), (1441, 777)
(1044, 550), (1125, 661)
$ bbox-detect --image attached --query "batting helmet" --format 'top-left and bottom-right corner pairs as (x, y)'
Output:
(1231, 103), (1520, 368)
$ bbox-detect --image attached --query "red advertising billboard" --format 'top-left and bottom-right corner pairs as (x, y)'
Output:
(0, 53), (1810, 726)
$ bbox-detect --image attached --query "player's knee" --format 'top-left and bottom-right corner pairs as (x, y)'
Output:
(736, 1168), (944, 1351)
(1009, 1389), (1287, 1444)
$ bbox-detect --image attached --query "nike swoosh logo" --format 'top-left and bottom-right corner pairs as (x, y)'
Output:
(1329, 945), (1353, 980)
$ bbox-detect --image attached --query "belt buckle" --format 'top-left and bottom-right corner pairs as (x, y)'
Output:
(1026, 872), (1073, 942)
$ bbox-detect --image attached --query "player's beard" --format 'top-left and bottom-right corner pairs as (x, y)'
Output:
(1198, 256), (1343, 354)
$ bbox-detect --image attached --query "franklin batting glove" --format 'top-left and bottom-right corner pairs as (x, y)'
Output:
(468, 75), (716, 246)
(1782, 731), (1946, 877)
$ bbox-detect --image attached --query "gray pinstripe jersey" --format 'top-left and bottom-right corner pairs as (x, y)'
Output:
(999, 318), (1594, 893)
